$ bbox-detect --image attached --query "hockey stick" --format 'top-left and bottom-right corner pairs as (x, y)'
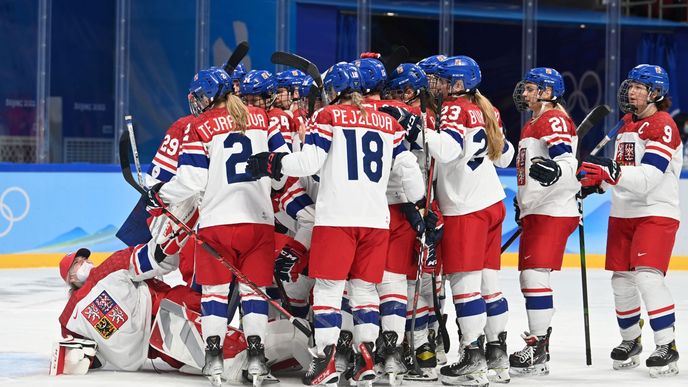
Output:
(407, 90), (433, 376)
(223, 41), (249, 74)
(381, 46), (409, 75)
(118, 132), (312, 338)
(125, 115), (144, 187)
(576, 115), (622, 366)
(499, 104), (612, 252)
(271, 52), (329, 106)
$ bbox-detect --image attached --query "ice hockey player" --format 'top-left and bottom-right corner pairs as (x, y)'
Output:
(579, 64), (681, 378)
(509, 67), (580, 377)
(54, 199), (200, 374)
(230, 63), (247, 96)
(145, 65), (290, 386)
(419, 56), (512, 386)
(246, 62), (424, 386)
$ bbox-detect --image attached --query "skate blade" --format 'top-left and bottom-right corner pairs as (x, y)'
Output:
(612, 356), (640, 370)
(207, 374), (222, 387)
(439, 370), (489, 387)
(508, 362), (549, 377)
(385, 373), (404, 386)
(487, 367), (511, 383)
(649, 362), (679, 378)
(356, 380), (373, 387)
(403, 367), (438, 382)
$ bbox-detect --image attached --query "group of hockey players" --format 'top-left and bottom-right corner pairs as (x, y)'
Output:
(53, 47), (682, 387)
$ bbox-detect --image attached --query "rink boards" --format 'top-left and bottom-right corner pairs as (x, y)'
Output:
(1, 164), (687, 269)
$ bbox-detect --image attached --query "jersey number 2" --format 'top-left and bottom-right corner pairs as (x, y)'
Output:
(224, 133), (254, 184)
(467, 129), (487, 170)
(343, 129), (383, 183)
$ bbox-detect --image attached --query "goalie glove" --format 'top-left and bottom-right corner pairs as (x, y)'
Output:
(50, 337), (97, 376)
(379, 106), (423, 144)
(246, 152), (288, 179)
(529, 157), (561, 186)
(579, 155), (621, 185)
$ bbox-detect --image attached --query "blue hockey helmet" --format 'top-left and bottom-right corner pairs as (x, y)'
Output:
(276, 69), (306, 91)
(230, 63), (247, 82)
(300, 75), (315, 97)
(323, 62), (362, 101)
(618, 64), (670, 113)
(416, 55), (447, 75)
(188, 66), (233, 116)
(240, 70), (276, 97)
(352, 58), (387, 93)
(435, 55), (482, 92)
(386, 63), (428, 94)
(523, 67), (565, 99)
(627, 64), (669, 98)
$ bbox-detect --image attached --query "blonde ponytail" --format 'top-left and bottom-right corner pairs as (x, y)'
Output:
(349, 91), (368, 118)
(225, 94), (249, 134)
(472, 91), (504, 161)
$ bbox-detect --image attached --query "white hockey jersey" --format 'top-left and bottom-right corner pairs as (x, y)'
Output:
(515, 109), (580, 218)
(58, 241), (179, 371)
(280, 104), (425, 228)
(145, 115), (195, 187)
(425, 97), (512, 216)
(609, 111), (683, 220)
(159, 106), (290, 228)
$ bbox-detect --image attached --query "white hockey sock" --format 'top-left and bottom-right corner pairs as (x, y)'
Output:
(636, 268), (676, 345)
(342, 282), (354, 333)
(611, 271), (642, 340)
(201, 283), (230, 344)
(377, 271), (407, 342)
(349, 278), (380, 346)
(406, 278), (430, 349)
(313, 279), (346, 355)
(520, 269), (553, 337)
(239, 282), (268, 341)
(482, 269), (508, 342)
(449, 271), (486, 346)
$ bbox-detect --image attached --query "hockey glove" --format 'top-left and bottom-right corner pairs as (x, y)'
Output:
(422, 234), (438, 274)
(50, 337), (97, 376)
(579, 155), (621, 185)
(246, 152), (288, 179)
(143, 182), (165, 211)
(513, 196), (521, 226)
(275, 240), (308, 283)
(400, 202), (426, 237)
(379, 106), (423, 144)
(529, 157), (561, 186)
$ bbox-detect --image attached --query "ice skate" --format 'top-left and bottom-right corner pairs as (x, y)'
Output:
(335, 331), (354, 386)
(429, 328), (447, 365)
(647, 340), (679, 378)
(202, 335), (224, 387)
(611, 335), (642, 370)
(439, 343), (488, 386)
(303, 344), (339, 386)
(485, 332), (510, 383)
(377, 331), (407, 386)
(508, 327), (551, 377)
(402, 342), (438, 382)
(352, 342), (376, 387)
(243, 336), (270, 387)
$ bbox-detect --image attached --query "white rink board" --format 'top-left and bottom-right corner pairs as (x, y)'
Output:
(0, 267), (687, 387)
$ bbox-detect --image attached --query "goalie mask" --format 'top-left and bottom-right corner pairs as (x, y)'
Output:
(617, 64), (669, 114)
(187, 67), (233, 117)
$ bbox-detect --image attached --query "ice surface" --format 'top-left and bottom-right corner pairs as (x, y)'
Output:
(1, 267), (686, 386)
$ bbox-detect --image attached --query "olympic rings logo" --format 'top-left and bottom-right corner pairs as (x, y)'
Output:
(0, 187), (30, 238)
(562, 70), (602, 113)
